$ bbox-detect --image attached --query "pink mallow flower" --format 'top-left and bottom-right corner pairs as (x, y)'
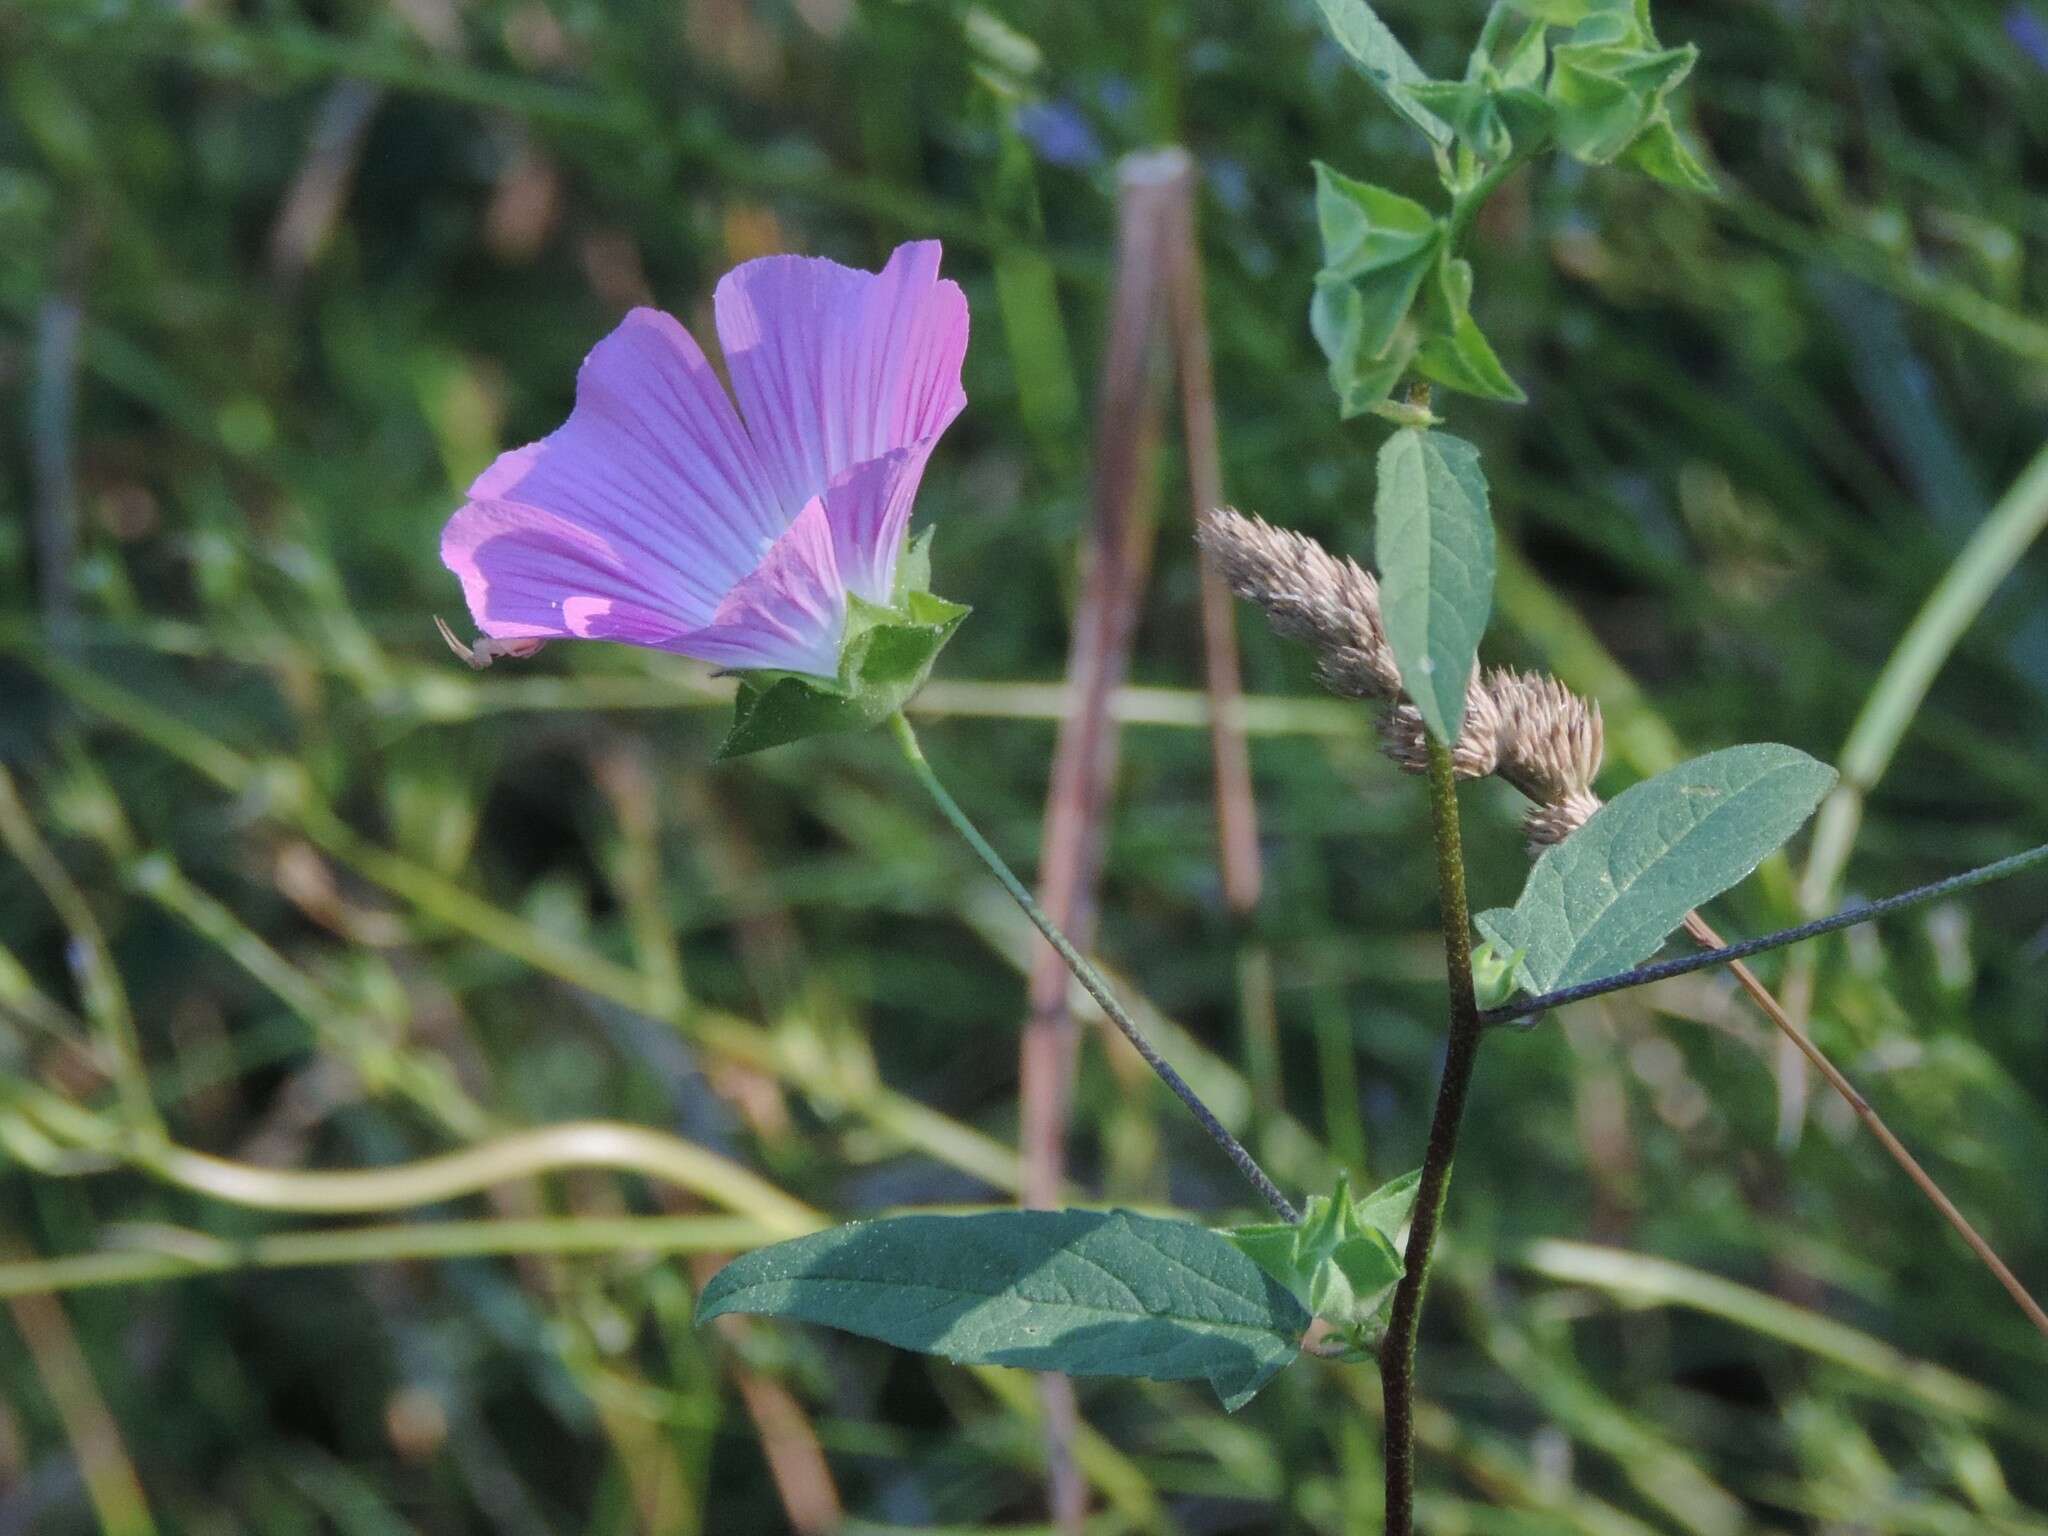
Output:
(441, 241), (968, 678)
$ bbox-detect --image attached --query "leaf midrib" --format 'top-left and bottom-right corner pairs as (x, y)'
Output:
(709, 1269), (1298, 1344)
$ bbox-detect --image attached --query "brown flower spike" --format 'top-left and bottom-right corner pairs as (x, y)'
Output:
(1199, 508), (1605, 851)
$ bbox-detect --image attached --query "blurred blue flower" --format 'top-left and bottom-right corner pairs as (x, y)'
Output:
(1015, 100), (1104, 169)
(2008, 5), (2048, 70)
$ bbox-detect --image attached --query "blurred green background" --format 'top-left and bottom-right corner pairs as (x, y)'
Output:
(4, 0), (2048, 1531)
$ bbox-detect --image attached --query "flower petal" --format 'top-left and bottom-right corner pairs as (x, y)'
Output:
(672, 497), (847, 676)
(815, 446), (932, 605)
(714, 240), (968, 517)
(442, 500), (702, 645)
(447, 308), (787, 639)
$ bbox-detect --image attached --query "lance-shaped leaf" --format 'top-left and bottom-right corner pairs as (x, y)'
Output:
(698, 1209), (1311, 1411)
(1309, 0), (1452, 145)
(1476, 743), (1837, 994)
(1374, 429), (1495, 744)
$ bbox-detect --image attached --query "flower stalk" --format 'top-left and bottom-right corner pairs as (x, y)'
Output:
(889, 713), (1301, 1224)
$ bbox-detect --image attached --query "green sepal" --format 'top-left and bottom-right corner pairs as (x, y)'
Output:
(1223, 1223), (1305, 1300)
(1547, 2), (1707, 183)
(1222, 1169), (1422, 1339)
(1314, 274), (1420, 418)
(1311, 164), (1442, 358)
(1622, 115), (1716, 193)
(1407, 8), (1552, 166)
(1470, 939), (1528, 1012)
(1494, 13), (1551, 89)
(1506, 0), (1593, 21)
(1406, 80), (1513, 165)
(1413, 253), (1525, 403)
(1309, 163), (1443, 417)
(1309, 1229), (1405, 1326)
(718, 534), (968, 759)
(1352, 1168), (1422, 1241)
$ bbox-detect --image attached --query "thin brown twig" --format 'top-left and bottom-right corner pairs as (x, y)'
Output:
(1162, 153), (1283, 1116)
(1022, 152), (1174, 1207)
(690, 1254), (845, 1534)
(1164, 156), (1262, 921)
(1682, 912), (2048, 1340)
(1020, 149), (1182, 1533)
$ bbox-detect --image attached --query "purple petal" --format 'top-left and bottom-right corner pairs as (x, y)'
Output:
(816, 446), (928, 605)
(445, 308), (786, 640)
(714, 240), (968, 518)
(672, 496), (847, 675)
(442, 500), (702, 644)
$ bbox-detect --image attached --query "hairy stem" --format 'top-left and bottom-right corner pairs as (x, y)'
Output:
(1380, 735), (1485, 1536)
(890, 713), (1300, 1223)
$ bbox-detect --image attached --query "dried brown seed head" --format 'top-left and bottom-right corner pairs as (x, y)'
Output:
(1490, 668), (1604, 805)
(1377, 674), (1502, 780)
(1523, 789), (1604, 854)
(1198, 508), (1402, 702)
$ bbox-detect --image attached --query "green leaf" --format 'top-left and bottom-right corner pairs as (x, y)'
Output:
(1475, 743), (1838, 994)
(1373, 429), (1495, 744)
(698, 1210), (1310, 1411)
(1308, 0), (1452, 145)
(718, 545), (970, 757)
(1414, 255), (1526, 403)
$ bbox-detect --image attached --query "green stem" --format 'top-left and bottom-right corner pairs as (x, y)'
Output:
(0, 767), (164, 1141)
(1379, 735), (1486, 1536)
(888, 713), (1299, 1224)
(0, 1215), (784, 1299)
(7, 1080), (820, 1236)
(1446, 151), (1528, 253)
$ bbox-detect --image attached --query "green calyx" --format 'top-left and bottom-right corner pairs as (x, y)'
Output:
(1223, 1168), (1421, 1352)
(1545, 0), (1715, 191)
(717, 529), (969, 759)
(1469, 938), (1528, 1013)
